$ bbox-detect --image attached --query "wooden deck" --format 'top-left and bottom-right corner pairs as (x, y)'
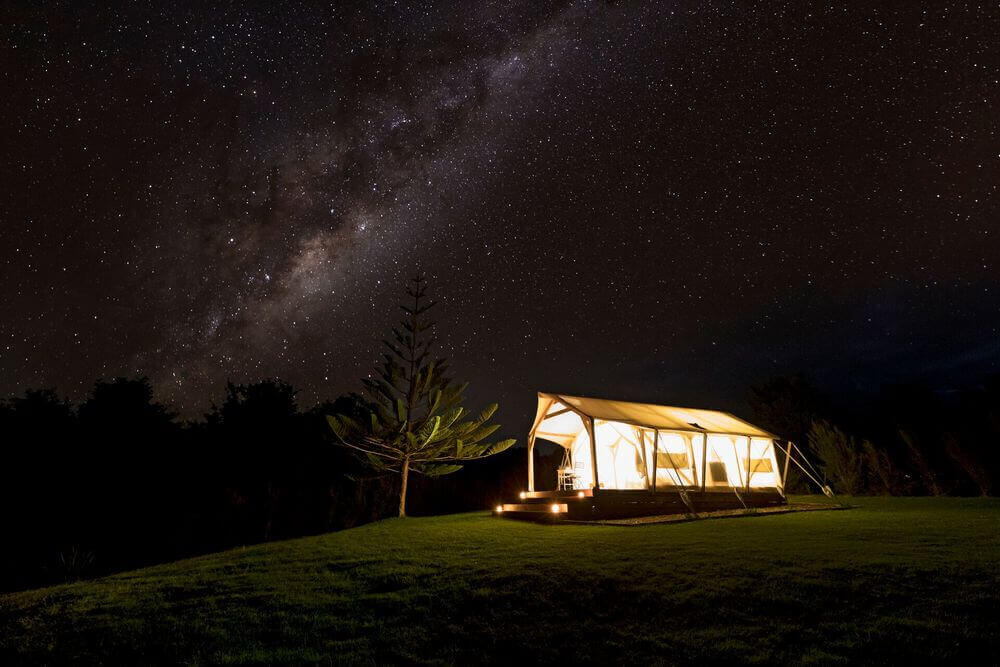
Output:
(494, 487), (786, 521)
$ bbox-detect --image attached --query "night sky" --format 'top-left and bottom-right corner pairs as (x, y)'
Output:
(3, 2), (999, 428)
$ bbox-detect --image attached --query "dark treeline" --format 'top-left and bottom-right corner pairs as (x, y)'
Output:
(0, 377), (558, 593)
(749, 374), (1000, 498)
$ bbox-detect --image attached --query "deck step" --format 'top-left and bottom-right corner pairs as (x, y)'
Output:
(498, 503), (569, 514)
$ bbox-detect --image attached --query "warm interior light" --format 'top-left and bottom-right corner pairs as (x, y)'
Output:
(577, 491), (585, 498)
(550, 503), (561, 513)
(495, 505), (503, 512)
(519, 491), (526, 499)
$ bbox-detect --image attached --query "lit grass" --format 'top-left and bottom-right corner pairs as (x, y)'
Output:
(2, 497), (999, 663)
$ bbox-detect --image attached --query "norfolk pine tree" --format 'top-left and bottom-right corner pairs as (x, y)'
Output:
(327, 276), (515, 517)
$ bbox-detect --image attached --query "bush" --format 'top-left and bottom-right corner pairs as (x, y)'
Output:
(808, 420), (867, 495)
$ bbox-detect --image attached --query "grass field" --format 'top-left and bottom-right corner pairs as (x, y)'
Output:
(2, 496), (999, 664)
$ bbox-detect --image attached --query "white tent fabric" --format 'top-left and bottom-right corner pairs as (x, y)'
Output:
(528, 392), (783, 494)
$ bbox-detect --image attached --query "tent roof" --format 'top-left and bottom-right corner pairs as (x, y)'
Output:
(532, 392), (777, 442)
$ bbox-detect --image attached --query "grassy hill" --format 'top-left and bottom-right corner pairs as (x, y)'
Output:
(2, 497), (999, 664)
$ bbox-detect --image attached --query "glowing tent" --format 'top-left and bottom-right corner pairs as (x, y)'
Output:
(496, 392), (790, 520)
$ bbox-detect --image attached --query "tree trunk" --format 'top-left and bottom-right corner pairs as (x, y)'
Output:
(398, 457), (410, 517)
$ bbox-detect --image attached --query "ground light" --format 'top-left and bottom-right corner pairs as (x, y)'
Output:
(519, 491), (526, 499)
(550, 503), (561, 513)
(577, 491), (585, 497)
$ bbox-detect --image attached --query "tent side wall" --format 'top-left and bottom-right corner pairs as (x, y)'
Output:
(556, 424), (781, 493)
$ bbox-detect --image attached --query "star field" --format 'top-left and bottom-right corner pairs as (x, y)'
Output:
(3, 2), (999, 424)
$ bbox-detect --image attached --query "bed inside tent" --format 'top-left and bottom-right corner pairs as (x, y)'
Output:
(495, 392), (790, 520)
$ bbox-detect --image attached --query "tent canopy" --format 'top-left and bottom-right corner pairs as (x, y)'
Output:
(530, 392), (776, 447)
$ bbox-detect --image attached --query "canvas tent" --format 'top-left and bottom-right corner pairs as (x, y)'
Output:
(526, 392), (784, 495)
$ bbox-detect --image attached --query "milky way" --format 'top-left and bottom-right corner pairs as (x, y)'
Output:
(4, 2), (1000, 427)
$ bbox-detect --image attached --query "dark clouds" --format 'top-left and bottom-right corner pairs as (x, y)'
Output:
(3, 2), (999, 427)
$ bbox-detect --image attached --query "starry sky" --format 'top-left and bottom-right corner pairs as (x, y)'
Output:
(3, 2), (999, 428)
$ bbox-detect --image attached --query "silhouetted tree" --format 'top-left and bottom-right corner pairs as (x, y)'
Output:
(77, 377), (182, 571)
(862, 439), (905, 495)
(327, 276), (515, 517)
(749, 374), (831, 492)
(749, 374), (829, 448)
(0, 389), (78, 589)
(880, 384), (952, 496)
(206, 380), (305, 541)
(947, 376), (1000, 496)
(808, 419), (866, 495)
(944, 433), (991, 496)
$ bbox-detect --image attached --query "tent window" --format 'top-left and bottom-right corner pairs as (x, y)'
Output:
(742, 457), (773, 473)
(708, 461), (728, 482)
(656, 452), (690, 469)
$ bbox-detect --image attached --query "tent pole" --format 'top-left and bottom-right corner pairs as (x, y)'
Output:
(525, 395), (555, 494)
(527, 433), (536, 492)
(777, 441), (830, 494)
(686, 433), (698, 489)
(700, 431), (708, 493)
(746, 437), (752, 495)
(587, 416), (599, 492)
(636, 428), (651, 492)
(782, 441), (793, 494)
(652, 429), (659, 493)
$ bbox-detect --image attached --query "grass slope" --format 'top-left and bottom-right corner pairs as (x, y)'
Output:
(2, 497), (999, 664)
